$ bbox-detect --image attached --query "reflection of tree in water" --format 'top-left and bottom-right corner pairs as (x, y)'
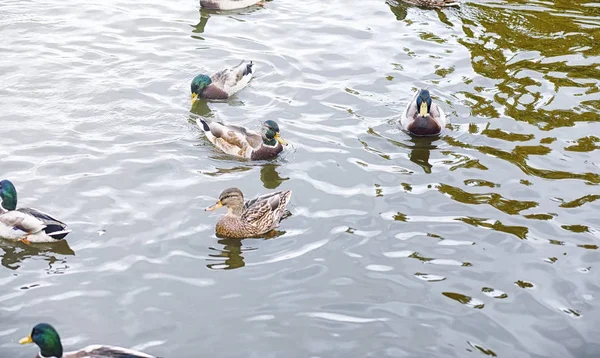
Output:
(386, 0), (408, 21)
(260, 164), (289, 189)
(458, 2), (600, 129)
(189, 99), (213, 119)
(0, 240), (74, 272)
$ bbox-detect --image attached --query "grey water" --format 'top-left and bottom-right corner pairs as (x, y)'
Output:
(1, 0), (599, 357)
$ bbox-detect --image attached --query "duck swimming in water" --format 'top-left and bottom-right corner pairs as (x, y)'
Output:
(0, 180), (71, 245)
(206, 188), (292, 239)
(191, 60), (255, 103)
(196, 118), (287, 160)
(19, 323), (158, 358)
(200, 0), (264, 10)
(399, 89), (447, 136)
(398, 0), (459, 8)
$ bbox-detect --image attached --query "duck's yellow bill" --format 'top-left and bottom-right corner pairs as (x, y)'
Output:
(419, 102), (428, 117)
(19, 335), (33, 344)
(275, 133), (287, 146)
(205, 200), (223, 211)
(191, 93), (198, 105)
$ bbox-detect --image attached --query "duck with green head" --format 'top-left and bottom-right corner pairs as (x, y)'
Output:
(191, 60), (254, 103)
(20, 323), (158, 358)
(399, 89), (447, 136)
(206, 187), (292, 239)
(0, 180), (71, 245)
(196, 118), (288, 160)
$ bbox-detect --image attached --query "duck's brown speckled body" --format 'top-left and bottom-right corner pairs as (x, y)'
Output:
(400, 0), (459, 8)
(206, 188), (292, 239)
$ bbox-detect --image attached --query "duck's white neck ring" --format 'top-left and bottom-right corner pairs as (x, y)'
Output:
(40, 353), (60, 358)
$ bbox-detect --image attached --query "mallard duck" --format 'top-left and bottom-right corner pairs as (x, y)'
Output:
(206, 187), (292, 239)
(0, 180), (71, 245)
(196, 118), (287, 160)
(19, 323), (158, 358)
(200, 0), (264, 10)
(399, 89), (447, 136)
(191, 60), (254, 102)
(399, 0), (459, 7)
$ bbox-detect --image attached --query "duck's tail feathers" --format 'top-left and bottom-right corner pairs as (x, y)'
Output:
(283, 190), (292, 207)
(241, 60), (254, 76)
(196, 118), (211, 132)
(279, 209), (292, 223)
(281, 190), (292, 205)
(45, 227), (72, 241)
(275, 190), (292, 222)
(443, 0), (460, 6)
(228, 60), (254, 95)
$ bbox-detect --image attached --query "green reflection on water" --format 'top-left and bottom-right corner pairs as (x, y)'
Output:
(0, 240), (75, 271)
(260, 163), (289, 189)
(460, 2), (600, 129)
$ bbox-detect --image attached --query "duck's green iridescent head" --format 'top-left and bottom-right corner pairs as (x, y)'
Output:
(261, 120), (287, 146)
(20, 323), (63, 358)
(415, 89), (432, 117)
(0, 179), (17, 211)
(191, 74), (212, 104)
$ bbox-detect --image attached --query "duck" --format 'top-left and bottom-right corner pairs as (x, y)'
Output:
(205, 187), (292, 239)
(0, 180), (71, 245)
(399, 89), (447, 136)
(191, 60), (255, 102)
(398, 0), (459, 7)
(196, 118), (287, 160)
(200, 0), (264, 10)
(19, 323), (158, 358)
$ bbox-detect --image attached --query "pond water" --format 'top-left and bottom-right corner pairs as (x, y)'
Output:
(1, 0), (599, 357)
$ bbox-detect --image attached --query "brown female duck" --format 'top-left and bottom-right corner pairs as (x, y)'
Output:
(399, 0), (459, 7)
(205, 188), (292, 239)
(196, 118), (287, 160)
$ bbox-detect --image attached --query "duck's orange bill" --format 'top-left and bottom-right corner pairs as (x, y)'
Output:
(19, 335), (33, 344)
(205, 200), (223, 211)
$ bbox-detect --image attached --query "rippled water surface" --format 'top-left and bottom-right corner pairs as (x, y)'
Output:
(1, 0), (599, 357)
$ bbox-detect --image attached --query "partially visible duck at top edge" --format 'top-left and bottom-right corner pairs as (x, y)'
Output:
(398, 0), (459, 8)
(200, 0), (264, 10)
